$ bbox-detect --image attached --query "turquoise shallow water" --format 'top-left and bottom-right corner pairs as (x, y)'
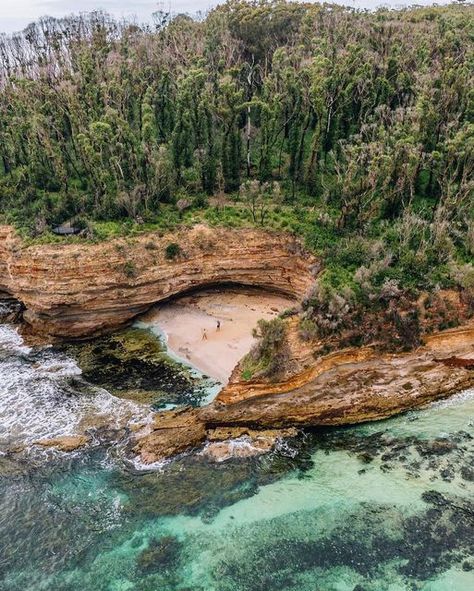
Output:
(0, 325), (473, 591)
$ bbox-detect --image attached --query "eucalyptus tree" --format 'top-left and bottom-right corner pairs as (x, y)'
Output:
(0, 1), (471, 234)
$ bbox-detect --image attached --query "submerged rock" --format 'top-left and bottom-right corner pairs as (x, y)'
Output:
(416, 438), (458, 456)
(60, 328), (207, 408)
(460, 466), (474, 481)
(117, 458), (258, 518)
(137, 536), (182, 574)
(462, 560), (473, 571)
(207, 490), (474, 590)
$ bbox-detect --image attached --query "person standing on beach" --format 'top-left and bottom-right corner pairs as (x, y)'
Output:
(216, 320), (221, 331)
(202, 328), (208, 340)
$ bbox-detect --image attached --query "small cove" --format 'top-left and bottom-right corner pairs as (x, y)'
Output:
(138, 286), (296, 385)
(0, 287), (472, 590)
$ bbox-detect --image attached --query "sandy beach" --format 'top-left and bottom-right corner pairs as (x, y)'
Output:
(141, 288), (295, 383)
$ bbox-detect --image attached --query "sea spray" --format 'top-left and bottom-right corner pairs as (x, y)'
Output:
(0, 325), (152, 451)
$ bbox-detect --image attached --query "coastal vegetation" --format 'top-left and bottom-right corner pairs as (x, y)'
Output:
(1, 5), (474, 590)
(242, 317), (289, 380)
(0, 0), (472, 351)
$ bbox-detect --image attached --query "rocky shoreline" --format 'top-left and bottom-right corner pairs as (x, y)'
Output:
(1, 224), (473, 463)
(135, 322), (474, 463)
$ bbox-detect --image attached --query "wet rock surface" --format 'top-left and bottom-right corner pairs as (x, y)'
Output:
(0, 292), (23, 324)
(134, 407), (208, 464)
(34, 435), (90, 452)
(202, 428), (298, 462)
(116, 436), (313, 521)
(60, 328), (211, 408)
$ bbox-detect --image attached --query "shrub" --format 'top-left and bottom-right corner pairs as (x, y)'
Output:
(299, 318), (319, 341)
(252, 318), (286, 352)
(165, 242), (181, 260)
(242, 318), (289, 380)
(193, 194), (208, 209)
(241, 369), (253, 381)
(303, 279), (353, 338)
(451, 263), (474, 313)
(193, 228), (216, 251)
(389, 305), (421, 350)
(176, 198), (191, 215)
(123, 261), (137, 278)
(279, 307), (299, 319)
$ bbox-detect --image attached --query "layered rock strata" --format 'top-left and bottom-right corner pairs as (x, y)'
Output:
(1, 224), (473, 464)
(135, 323), (474, 463)
(0, 225), (316, 339)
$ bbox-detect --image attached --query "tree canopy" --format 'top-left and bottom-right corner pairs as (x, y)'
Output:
(0, 1), (471, 234)
(0, 1), (472, 350)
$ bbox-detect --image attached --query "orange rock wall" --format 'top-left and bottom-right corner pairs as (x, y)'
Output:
(0, 225), (317, 339)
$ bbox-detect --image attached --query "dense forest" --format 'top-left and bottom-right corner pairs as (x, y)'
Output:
(0, 1), (473, 348)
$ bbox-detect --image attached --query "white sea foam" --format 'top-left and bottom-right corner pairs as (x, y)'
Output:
(0, 324), (32, 355)
(128, 455), (170, 472)
(428, 387), (474, 410)
(274, 436), (300, 458)
(0, 325), (151, 449)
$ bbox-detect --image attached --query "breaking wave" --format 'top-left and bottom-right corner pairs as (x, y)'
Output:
(0, 325), (151, 450)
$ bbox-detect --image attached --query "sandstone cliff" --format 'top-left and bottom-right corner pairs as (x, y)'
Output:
(1, 224), (473, 464)
(135, 322), (474, 463)
(0, 225), (317, 339)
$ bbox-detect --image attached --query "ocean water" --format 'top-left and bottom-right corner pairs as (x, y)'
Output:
(0, 324), (473, 591)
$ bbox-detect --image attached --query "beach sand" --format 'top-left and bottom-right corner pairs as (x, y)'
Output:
(142, 288), (295, 383)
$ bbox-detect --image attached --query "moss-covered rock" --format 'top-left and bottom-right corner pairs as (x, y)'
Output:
(59, 328), (208, 408)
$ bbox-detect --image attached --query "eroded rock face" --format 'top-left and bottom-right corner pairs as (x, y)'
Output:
(34, 435), (90, 452)
(136, 323), (474, 463)
(134, 407), (207, 464)
(2, 224), (473, 465)
(0, 225), (316, 339)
